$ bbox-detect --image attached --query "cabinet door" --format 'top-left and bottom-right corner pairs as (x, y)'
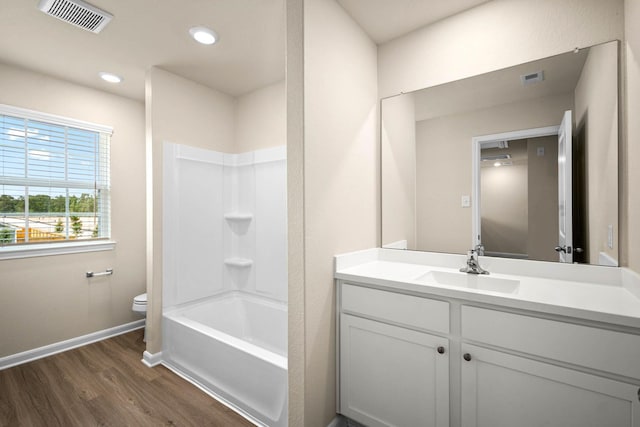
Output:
(340, 314), (449, 427)
(461, 344), (640, 427)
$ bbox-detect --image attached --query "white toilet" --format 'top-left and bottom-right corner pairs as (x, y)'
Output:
(132, 293), (147, 340)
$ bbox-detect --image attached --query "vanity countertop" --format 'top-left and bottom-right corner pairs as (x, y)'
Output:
(335, 248), (640, 329)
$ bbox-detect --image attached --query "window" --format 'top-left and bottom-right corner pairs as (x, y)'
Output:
(0, 104), (112, 251)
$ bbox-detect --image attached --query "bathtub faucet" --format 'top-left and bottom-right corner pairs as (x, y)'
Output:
(460, 245), (489, 275)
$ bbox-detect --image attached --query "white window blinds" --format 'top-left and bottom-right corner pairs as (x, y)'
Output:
(0, 104), (112, 246)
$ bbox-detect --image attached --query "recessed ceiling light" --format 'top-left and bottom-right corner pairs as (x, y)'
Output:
(99, 72), (122, 83)
(189, 26), (218, 45)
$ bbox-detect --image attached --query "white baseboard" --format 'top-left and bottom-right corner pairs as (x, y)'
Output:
(0, 319), (145, 370)
(142, 350), (163, 367)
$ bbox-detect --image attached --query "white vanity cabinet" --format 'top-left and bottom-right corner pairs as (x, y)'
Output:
(460, 306), (640, 427)
(337, 280), (640, 427)
(460, 344), (640, 427)
(338, 283), (450, 427)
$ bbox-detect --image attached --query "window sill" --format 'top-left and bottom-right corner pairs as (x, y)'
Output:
(0, 240), (116, 260)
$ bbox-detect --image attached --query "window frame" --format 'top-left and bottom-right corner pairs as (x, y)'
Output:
(0, 104), (116, 260)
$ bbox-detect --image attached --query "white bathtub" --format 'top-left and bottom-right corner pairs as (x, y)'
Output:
(162, 292), (287, 427)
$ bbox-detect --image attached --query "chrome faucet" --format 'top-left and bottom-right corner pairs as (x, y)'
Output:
(460, 245), (489, 275)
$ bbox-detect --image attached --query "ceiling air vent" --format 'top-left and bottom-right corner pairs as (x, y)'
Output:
(520, 71), (544, 86)
(38, 0), (113, 34)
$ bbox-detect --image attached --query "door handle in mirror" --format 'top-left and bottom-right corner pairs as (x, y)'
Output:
(555, 245), (572, 254)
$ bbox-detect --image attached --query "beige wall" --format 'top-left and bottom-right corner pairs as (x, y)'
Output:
(148, 68), (235, 152)
(286, 0), (304, 423)
(625, 0), (640, 271)
(145, 67), (235, 354)
(0, 63), (146, 357)
(235, 80), (286, 153)
(293, 0), (378, 425)
(381, 93), (416, 248)
(527, 136), (559, 262)
(378, 0), (624, 99)
(415, 93), (573, 254)
(574, 42), (619, 264)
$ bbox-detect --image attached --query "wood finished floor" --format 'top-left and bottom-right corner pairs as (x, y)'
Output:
(0, 330), (254, 427)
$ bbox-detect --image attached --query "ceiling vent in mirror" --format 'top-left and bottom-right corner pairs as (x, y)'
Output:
(37, 0), (113, 34)
(521, 71), (544, 85)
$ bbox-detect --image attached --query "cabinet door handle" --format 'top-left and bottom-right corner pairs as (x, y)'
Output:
(463, 353), (472, 361)
(437, 346), (445, 354)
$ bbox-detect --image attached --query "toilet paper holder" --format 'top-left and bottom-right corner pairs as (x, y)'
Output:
(86, 268), (113, 278)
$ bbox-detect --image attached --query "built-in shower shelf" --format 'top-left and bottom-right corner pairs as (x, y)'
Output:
(224, 213), (253, 221)
(224, 258), (253, 268)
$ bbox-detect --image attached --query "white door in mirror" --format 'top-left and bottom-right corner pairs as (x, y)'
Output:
(558, 110), (573, 263)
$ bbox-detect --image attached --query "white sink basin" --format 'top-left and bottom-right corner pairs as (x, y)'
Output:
(414, 271), (520, 294)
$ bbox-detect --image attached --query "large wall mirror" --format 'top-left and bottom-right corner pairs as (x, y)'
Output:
(381, 40), (619, 266)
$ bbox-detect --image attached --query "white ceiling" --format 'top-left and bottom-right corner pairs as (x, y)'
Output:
(0, 0), (285, 101)
(337, 0), (491, 44)
(0, 0), (493, 102)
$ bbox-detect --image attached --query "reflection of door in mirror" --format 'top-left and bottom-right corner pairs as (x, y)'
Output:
(557, 110), (573, 263)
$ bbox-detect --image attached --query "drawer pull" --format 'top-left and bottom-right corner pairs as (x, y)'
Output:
(437, 346), (445, 354)
(463, 353), (472, 362)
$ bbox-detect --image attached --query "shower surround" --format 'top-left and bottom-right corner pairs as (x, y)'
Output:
(161, 142), (287, 427)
